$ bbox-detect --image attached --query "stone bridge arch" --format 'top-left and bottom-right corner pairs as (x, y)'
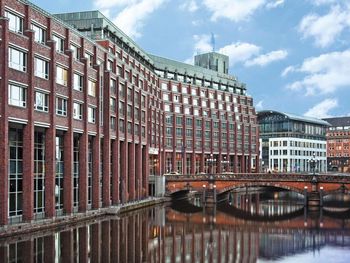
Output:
(216, 181), (306, 196)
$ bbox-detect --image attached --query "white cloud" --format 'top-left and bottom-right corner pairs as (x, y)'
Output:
(245, 50), (288, 67)
(218, 42), (261, 66)
(298, 6), (350, 48)
(94, 0), (166, 39)
(304, 98), (338, 118)
(180, 0), (198, 12)
(255, 100), (264, 110)
(266, 0), (284, 9)
(193, 34), (213, 54)
(281, 65), (295, 77)
(286, 50), (350, 96)
(203, 0), (266, 22)
(311, 0), (339, 6)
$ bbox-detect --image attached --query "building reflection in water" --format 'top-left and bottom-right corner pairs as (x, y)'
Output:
(1, 192), (350, 262)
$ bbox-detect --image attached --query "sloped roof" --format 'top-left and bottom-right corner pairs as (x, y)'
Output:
(323, 117), (350, 127)
(258, 110), (331, 126)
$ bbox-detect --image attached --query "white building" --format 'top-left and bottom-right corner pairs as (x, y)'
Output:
(258, 111), (330, 173)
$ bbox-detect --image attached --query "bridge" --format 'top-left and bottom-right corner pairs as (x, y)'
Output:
(165, 173), (350, 207)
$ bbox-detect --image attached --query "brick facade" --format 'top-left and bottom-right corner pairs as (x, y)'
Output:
(0, 0), (259, 226)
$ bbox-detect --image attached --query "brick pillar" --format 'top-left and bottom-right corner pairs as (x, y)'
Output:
(142, 144), (149, 198)
(45, 127), (56, 218)
(120, 141), (128, 202)
(44, 235), (55, 263)
(103, 71), (111, 207)
(218, 153), (222, 173)
(23, 123), (34, 221)
(111, 140), (119, 204)
(128, 216), (135, 262)
(22, 26), (35, 222)
(128, 143), (135, 201)
(135, 143), (142, 200)
(79, 226), (88, 263)
(102, 220), (111, 263)
(0, 17), (9, 226)
(63, 131), (73, 214)
(92, 135), (100, 209)
(79, 133), (88, 211)
(102, 138), (111, 207)
(200, 153), (205, 173)
(191, 152), (196, 174)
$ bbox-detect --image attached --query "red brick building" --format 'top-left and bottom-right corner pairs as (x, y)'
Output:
(323, 117), (350, 173)
(0, 0), (258, 226)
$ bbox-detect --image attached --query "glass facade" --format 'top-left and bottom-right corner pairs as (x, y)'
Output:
(34, 131), (45, 215)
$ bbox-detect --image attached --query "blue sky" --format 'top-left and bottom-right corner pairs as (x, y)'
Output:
(31, 0), (350, 118)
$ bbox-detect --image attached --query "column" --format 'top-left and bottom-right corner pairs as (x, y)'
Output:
(191, 152), (196, 174)
(102, 138), (111, 207)
(142, 144), (149, 198)
(22, 26), (35, 222)
(135, 143), (142, 200)
(0, 17), (9, 225)
(200, 153), (205, 173)
(120, 141), (128, 202)
(111, 140), (119, 205)
(92, 135), (100, 209)
(79, 133), (88, 211)
(64, 131), (73, 214)
(45, 37), (57, 218)
(128, 143), (135, 201)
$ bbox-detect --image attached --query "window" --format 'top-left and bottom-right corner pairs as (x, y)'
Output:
(73, 102), (83, 120)
(56, 97), (67, 116)
(5, 11), (23, 33)
(56, 66), (68, 86)
(73, 74), (83, 91)
(70, 44), (80, 60)
(9, 84), (26, 107)
(110, 97), (116, 111)
(9, 47), (27, 72)
(85, 53), (94, 67)
(111, 117), (116, 130)
(34, 57), (49, 79)
(88, 107), (96, 123)
(110, 79), (116, 93)
(34, 91), (49, 112)
(52, 35), (65, 53)
(88, 80), (96, 97)
(32, 24), (46, 44)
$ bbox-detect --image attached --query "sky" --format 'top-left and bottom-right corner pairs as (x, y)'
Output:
(30, 0), (350, 119)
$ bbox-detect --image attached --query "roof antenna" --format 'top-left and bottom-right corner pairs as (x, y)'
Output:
(211, 32), (215, 52)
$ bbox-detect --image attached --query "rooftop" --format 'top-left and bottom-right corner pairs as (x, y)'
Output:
(323, 117), (350, 127)
(258, 110), (331, 126)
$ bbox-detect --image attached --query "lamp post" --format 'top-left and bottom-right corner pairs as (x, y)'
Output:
(307, 152), (319, 191)
(207, 154), (217, 177)
(221, 156), (230, 173)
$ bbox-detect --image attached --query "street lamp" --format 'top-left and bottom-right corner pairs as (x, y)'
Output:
(221, 156), (230, 173)
(307, 152), (319, 176)
(207, 154), (217, 177)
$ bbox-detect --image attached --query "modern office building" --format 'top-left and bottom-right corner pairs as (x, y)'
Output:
(258, 110), (329, 173)
(0, 0), (258, 226)
(323, 117), (350, 172)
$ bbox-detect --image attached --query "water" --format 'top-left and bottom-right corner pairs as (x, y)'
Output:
(1, 192), (350, 263)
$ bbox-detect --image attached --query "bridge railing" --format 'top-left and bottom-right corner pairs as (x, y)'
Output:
(165, 173), (350, 183)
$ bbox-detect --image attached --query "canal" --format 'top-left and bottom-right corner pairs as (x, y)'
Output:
(1, 191), (350, 262)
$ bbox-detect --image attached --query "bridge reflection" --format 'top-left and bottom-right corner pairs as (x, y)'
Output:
(0, 203), (350, 263)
